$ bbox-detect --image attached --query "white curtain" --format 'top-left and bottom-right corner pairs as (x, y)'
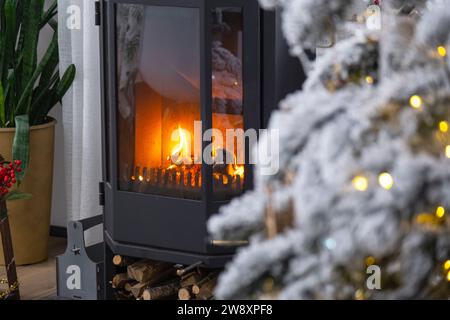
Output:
(58, 0), (103, 243)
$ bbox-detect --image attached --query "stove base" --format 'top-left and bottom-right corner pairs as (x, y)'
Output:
(104, 231), (234, 268)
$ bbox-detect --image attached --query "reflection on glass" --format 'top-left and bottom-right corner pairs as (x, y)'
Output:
(211, 8), (245, 200)
(116, 4), (201, 199)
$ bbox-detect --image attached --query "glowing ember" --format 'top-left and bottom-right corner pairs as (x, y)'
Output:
(131, 125), (245, 191)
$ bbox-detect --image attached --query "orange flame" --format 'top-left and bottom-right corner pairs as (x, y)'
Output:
(229, 154), (244, 179)
(168, 126), (193, 167)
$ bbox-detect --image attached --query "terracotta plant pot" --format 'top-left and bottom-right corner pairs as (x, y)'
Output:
(0, 118), (56, 265)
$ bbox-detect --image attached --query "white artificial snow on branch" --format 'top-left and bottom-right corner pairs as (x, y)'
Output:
(209, 0), (450, 299)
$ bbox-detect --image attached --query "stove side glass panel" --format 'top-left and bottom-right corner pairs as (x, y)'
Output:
(211, 7), (245, 200)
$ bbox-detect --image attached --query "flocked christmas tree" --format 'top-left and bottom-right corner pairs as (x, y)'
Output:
(208, 0), (450, 299)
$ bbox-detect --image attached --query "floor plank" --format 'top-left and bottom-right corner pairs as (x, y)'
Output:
(0, 237), (67, 300)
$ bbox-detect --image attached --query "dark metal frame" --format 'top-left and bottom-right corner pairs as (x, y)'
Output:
(98, 0), (304, 298)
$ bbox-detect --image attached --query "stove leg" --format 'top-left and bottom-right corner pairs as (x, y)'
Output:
(103, 241), (116, 300)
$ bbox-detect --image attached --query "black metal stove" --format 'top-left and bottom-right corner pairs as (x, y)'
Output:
(98, 0), (304, 284)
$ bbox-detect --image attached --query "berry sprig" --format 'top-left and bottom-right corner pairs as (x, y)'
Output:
(0, 160), (22, 197)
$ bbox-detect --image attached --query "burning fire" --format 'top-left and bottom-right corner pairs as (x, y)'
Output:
(166, 125), (244, 185)
(168, 126), (193, 168)
(230, 160), (244, 178)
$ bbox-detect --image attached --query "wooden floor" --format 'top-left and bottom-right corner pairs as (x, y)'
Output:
(0, 237), (67, 300)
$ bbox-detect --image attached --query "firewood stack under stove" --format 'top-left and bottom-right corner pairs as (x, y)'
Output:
(111, 256), (219, 300)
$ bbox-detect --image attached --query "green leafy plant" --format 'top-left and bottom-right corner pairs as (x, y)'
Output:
(0, 0), (76, 181)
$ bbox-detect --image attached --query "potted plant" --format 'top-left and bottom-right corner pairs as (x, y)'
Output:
(0, 1), (75, 265)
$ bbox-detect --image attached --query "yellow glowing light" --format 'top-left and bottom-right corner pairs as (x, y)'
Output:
(439, 121), (449, 133)
(447, 271), (450, 282)
(138, 175), (144, 182)
(436, 206), (446, 219)
(444, 260), (450, 271)
(354, 289), (365, 300)
(409, 95), (423, 109)
(378, 172), (394, 190)
(446, 145), (450, 158)
(437, 46), (447, 57)
(365, 76), (374, 85)
(352, 175), (369, 192)
(365, 256), (376, 266)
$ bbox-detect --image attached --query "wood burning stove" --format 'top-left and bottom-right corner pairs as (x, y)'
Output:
(98, 0), (304, 281)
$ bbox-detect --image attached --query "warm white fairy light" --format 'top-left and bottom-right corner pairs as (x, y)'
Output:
(409, 95), (423, 109)
(444, 260), (450, 271)
(436, 206), (446, 219)
(439, 121), (449, 133)
(352, 175), (369, 192)
(378, 172), (394, 190)
(365, 76), (374, 85)
(437, 46), (447, 58)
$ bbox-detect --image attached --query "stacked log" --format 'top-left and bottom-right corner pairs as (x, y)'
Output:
(110, 255), (220, 300)
(176, 268), (219, 300)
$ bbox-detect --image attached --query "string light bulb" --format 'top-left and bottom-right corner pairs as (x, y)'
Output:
(437, 46), (447, 58)
(365, 76), (374, 85)
(378, 172), (394, 190)
(365, 256), (376, 266)
(436, 206), (446, 219)
(352, 175), (369, 192)
(444, 260), (450, 271)
(409, 95), (423, 109)
(355, 289), (365, 300)
(439, 121), (449, 133)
